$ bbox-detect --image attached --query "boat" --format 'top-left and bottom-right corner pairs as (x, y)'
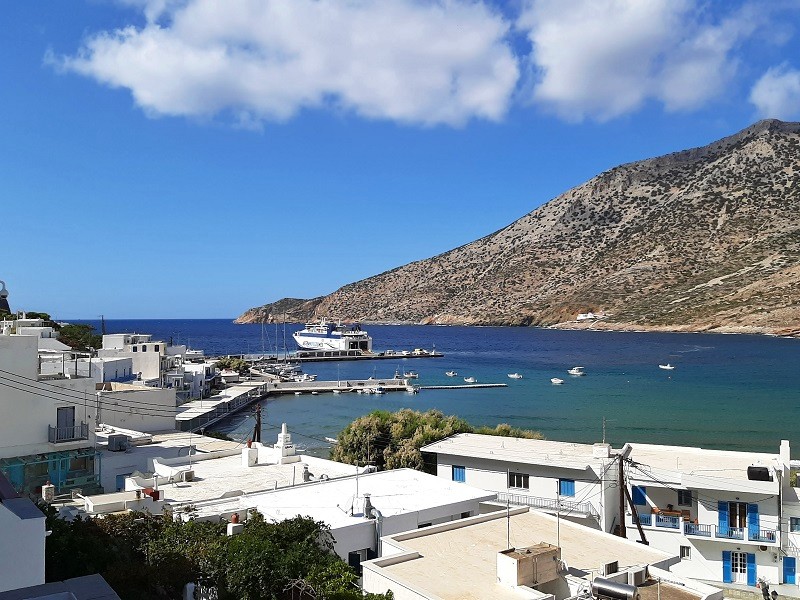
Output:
(507, 373), (523, 379)
(294, 391), (302, 395)
(406, 385), (419, 394)
(445, 371), (458, 377)
(659, 364), (675, 370)
(325, 437), (338, 444)
(464, 377), (477, 383)
(332, 389), (341, 394)
(551, 378), (564, 385)
(403, 371), (419, 379)
(374, 387), (385, 395)
(292, 318), (372, 352)
(311, 391), (319, 395)
(567, 366), (585, 376)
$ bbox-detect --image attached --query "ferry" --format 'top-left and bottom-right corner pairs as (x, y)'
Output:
(292, 318), (372, 352)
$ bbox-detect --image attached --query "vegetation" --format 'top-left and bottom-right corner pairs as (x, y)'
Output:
(331, 408), (542, 473)
(215, 356), (250, 372)
(42, 505), (392, 600)
(57, 323), (102, 351)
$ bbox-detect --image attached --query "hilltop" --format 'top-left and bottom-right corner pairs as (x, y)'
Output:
(237, 120), (800, 335)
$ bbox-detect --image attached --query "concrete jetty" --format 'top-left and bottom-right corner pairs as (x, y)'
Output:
(420, 383), (508, 390)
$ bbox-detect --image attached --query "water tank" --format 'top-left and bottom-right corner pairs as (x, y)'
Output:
(108, 434), (130, 452)
(592, 577), (640, 600)
(747, 466), (773, 481)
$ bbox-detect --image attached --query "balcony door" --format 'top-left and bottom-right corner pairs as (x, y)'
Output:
(729, 502), (748, 529)
(56, 406), (75, 440)
(731, 551), (748, 584)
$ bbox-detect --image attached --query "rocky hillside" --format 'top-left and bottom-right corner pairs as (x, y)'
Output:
(237, 120), (800, 335)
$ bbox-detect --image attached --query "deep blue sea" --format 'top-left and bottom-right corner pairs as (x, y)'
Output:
(81, 319), (800, 456)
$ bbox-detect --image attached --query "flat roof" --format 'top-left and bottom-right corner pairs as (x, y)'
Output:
(0, 575), (120, 600)
(188, 468), (496, 527)
(627, 443), (779, 484)
(366, 509), (675, 600)
(421, 434), (611, 471)
(156, 453), (361, 504)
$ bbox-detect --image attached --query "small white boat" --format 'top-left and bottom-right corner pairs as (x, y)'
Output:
(445, 371), (458, 377)
(325, 436), (338, 444)
(294, 391), (302, 395)
(311, 391), (319, 395)
(659, 364), (675, 370)
(551, 378), (564, 385)
(508, 373), (523, 379)
(464, 377), (477, 383)
(403, 371), (419, 379)
(374, 387), (385, 395)
(406, 385), (419, 394)
(356, 389), (364, 394)
(332, 389), (341, 394)
(567, 366), (585, 376)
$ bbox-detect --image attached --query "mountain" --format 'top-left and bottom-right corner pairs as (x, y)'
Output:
(236, 119), (800, 335)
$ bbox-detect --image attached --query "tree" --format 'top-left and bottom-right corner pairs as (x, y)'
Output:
(331, 409), (542, 473)
(215, 357), (249, 372)
(58, 323), (102, 351)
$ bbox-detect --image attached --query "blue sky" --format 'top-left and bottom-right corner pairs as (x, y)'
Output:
(3, 0), (800, 319)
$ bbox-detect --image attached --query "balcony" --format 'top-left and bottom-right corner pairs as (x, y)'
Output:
(48, 422), (89, 443)
(683, 522), (712, 537)
(497, 492), (601, 522)
(748, 527), (777, 543)
(716, 526), (745, 540)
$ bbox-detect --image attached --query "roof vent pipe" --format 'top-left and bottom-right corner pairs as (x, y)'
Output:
(364, 492), (375, 519)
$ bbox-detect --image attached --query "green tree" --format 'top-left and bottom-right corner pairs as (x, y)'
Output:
(216, 357), (249, 372)
(58, 323), (102, 351)
(331, 409), (542, 473)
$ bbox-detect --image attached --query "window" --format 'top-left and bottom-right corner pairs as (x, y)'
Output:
(142, 345), (147, 352)
(509, 472), (530, 489)
(132, 346), (138, 352)
(632, 485), (647, 506)
(678, 489), (692, 506)
(559, 479), (575, 497)
(154, 345), (160, 352)
(452, 465), (465, 483)
(680, 546), (691, 560)
(461, 511), (471, 519)
(791, 518), (800, 532)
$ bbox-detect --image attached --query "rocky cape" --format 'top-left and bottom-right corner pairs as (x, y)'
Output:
(236, 120), (800, 336)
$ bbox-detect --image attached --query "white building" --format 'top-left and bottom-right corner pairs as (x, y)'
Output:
(623, 442), (792, 588)
(421, 435), (618, 531)
(0, 472), (46, 592)
(422, 434), (800, 590)
(0, 332), (100, 495)
(99, 333), (178, 387)
(363, 507), (721, 600)
(95, 383), (177, 432)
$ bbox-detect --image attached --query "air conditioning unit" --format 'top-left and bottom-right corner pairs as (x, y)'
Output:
(603, 561), (619, 576)
(628, 568), (647, 586)
(108, 434), (130, 452)
(181, 470), (194, 482)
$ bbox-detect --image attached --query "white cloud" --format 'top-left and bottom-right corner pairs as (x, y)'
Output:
(517, 0), (758, 122)
(750, 64), (800, 120)
(56, 0), (519, 127)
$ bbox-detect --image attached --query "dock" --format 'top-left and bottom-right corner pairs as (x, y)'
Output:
(226, 349), (444, 364)
(175, 378), (415, 432)
(420, 383), (508, 390)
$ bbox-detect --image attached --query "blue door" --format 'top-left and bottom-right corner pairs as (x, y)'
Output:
(747, 553), (757, 587)
(785, 556), (797, 585)
(722, 551), (732, 583)
(718, 501), (729, 536)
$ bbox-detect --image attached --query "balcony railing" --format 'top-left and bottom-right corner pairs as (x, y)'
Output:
(639, 513), (652, 526)
(497, 492), (601, 522)
(48, 422), (89, 443)
(716, 526), (745, 540)
(655, 514), (680, 529)
(749, 528), (777, 543)
(684, 522), (713, 537)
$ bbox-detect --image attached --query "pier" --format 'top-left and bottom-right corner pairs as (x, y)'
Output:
(420, 383), (508, 390)
(224, 349), (444, 364)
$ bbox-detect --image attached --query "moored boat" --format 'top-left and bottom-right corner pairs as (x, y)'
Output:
(659, 364), (675, 370)
(292, 318), (372, 352)
(551, 377), (564, 385)
(403, 371), (419, 379)
(464, 376), (477, 383)
(445, 371), (458, 377)
(567, 366), (585, 376)
(507, 373), (523, 379)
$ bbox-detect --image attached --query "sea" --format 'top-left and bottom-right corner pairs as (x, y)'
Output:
(80, 319), (800, 456)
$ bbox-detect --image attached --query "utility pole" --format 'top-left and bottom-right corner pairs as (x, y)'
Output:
(252, 404), (262, 443)
(618, 452), (627, 538)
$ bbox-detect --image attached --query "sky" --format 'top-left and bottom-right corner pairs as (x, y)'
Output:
(2, 0), (800, 319)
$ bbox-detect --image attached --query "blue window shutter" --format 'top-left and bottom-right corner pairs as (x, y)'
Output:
(632, 485), (646, 506)
(748, 503), (759, 538)
(560, 479), (575, 497)
(722, 551), (732, 583)
(747, 553), (757, 587)
(718, 501), (729, 535)
(452, 466), (465, 483)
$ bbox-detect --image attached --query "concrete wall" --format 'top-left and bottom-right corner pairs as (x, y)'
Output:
(97, 384), (176, 432)
(0, 501), (45, 592)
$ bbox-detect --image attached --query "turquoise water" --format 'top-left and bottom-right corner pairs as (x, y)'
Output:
(87, 320), (800, 455)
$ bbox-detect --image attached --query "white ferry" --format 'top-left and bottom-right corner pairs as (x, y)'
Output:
(292, 319), (372, 352)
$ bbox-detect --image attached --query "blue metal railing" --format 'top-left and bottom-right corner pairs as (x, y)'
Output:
(716, 526), (744, 540)
(684, 522), (712, 537)
(639, 513), (652, 526)
(655, 514), (680, 529)
(748, 528), (777, 543)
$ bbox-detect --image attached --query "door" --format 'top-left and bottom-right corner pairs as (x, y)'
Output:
(731, 551), (748, 584)
(56, 406), (75, 441)
(785, 556), (797, 585)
